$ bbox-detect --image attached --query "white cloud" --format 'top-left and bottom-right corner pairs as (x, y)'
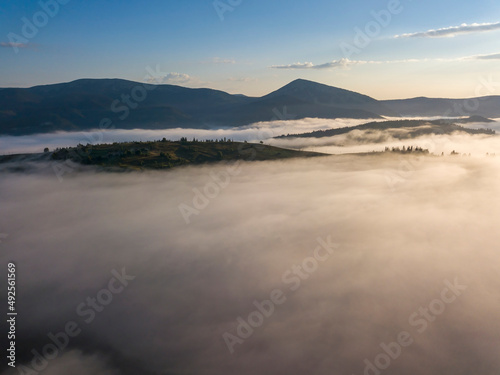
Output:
(270, 52), (500, 71)
(145, 72), (205, 86)
(395, 21), (500, 38)
(271, 62), (315, 69)
(269, 58), (430, 70)
(270, 58), (369, 70)
(159, 72), (193, 84)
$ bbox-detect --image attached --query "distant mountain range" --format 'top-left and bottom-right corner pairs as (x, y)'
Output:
(381, 97), (500, 118)
(0, 78), (499, 136)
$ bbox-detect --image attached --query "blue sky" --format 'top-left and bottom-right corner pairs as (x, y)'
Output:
(1, 0), (500, 99)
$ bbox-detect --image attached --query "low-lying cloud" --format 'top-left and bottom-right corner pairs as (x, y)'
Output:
(0, 118), (376, 155)
(269, 126), (500, 156)
(3, 116), (492, 156)
(1, 145), (500, 374)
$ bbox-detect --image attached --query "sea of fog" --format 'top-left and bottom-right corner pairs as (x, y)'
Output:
(1, 117), (498, 156)
(1, 118), (500, 375)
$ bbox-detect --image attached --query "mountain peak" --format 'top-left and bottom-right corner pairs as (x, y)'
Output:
(288, 78), (316, 85)
(262, 79), (396, 117)
(269, 79), (371, 99)
(282, 78), (343, 91)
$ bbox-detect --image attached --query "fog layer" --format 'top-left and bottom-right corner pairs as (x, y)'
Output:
(0, 118), (367, 155)
(1, 152), (500, 375)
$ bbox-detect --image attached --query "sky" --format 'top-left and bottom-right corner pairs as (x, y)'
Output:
(1, 0), (500, 99)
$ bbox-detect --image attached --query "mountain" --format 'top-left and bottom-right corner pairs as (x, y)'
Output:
(261, 79), (397, 117)
(382, 97), (500, 118)
(0, 79), (249, 135)
(2, 78), (500, 136)
(0, 78), (393, 136)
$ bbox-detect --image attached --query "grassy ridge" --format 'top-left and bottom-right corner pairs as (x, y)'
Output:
(48, 139), (326, 171)
(276, 119), (496, 139)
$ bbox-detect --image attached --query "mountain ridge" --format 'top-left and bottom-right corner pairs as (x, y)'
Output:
(2, 78), (500, 136)
(0, 78), (389, 135)
(381, 96), (500, 118)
